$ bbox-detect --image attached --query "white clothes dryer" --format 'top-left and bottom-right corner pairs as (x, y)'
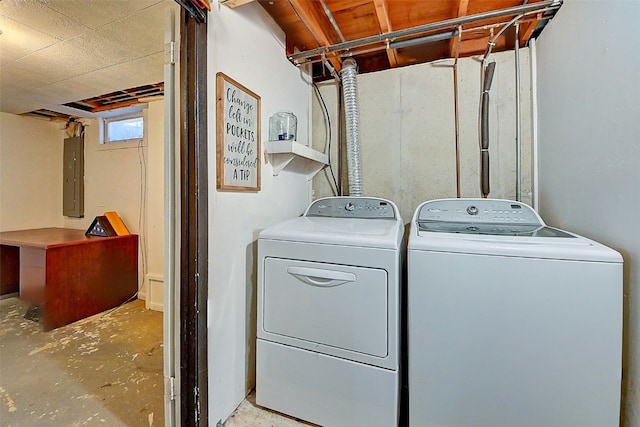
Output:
(407, 198), (623, 427)
(257, 196), (404, 427)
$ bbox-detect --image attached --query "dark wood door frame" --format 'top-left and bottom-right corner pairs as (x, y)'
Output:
(179, 7), (208, 427)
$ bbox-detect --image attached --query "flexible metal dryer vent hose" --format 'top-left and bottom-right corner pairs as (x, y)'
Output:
(340, 58), (363, 197)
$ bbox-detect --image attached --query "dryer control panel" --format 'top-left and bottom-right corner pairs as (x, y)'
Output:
(417, 198), (542, 225)
(306, 197), (397, 219)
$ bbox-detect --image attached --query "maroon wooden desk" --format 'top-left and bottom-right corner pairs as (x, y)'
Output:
(0, 228), (138, 330)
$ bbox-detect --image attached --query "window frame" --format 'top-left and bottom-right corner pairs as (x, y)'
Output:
(99, 111), (147, 150)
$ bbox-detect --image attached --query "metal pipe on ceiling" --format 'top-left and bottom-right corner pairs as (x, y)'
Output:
(296, 16), (542, 67)
(288, 0), (562, 64)
(462, 16), (538, 34)
(481, 13), (523, 65)
(388, 30), (458, 50)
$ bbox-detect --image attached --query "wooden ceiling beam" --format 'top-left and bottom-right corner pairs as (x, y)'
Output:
(288, 0), (342, 71)
(90, 99), (142, 113)
(449, 0), (469, 58)
(518, 13), (541, 46)
(50, 116), (71, 122)
(82, 100), (101, 108)
(373, 0), (398, 67)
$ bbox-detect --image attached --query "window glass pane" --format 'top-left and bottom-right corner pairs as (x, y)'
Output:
(107, 116), (144, 142)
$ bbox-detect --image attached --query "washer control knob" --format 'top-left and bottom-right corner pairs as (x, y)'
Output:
(345, 202), (356, 211)
(466, 205), (479, 215)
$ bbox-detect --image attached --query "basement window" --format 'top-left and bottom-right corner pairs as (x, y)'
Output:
(101, 113), (145, 147)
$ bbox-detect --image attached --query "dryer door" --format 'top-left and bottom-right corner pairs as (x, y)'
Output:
(262, 257), (388, 357)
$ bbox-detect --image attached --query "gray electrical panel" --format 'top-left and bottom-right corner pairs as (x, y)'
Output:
(63, 136), (84, 217)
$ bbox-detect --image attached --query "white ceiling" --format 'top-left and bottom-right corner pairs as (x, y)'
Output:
(0, 0), (178, 117)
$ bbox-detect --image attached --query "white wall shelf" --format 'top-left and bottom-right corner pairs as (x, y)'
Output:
(265, 140), (328, 179)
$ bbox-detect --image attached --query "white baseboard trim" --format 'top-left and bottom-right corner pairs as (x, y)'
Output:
(145, 274), (164, 312)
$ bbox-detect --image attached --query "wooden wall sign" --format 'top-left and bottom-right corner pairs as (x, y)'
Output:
(216, 72), (261, 191)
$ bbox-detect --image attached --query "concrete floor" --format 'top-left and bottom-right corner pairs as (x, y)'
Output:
(225, 391), (315, 427)
(0, 296), (364, 426)
(0, 297), (163, 427)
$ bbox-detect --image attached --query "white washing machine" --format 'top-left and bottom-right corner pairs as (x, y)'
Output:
(407, 198), (622, 427)
(256, 196), (404, 427)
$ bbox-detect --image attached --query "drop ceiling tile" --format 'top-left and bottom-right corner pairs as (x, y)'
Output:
(71, 52), (165, 95)
(44, 0), (163, 30)
(66, 30), (146, 66)
(94, 1), (168, 58)
(14, 39), (112, 87)
(65, 2), (167, 67)
(0, 60), (52, 90)
(0, 15), (60, 65)
(32, 79), (104, 106)
(30, 51), (164, 111)
(0, 0), (89, 40)
(0, 86), (51, 114)
(0, 0), (174, 115)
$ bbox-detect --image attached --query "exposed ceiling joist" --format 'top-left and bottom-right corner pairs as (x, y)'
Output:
(57, 82), (164, 116)
(291, 2), (548, 63)
(21, 109), (71, 122)
(259, 0), (563, 81)
(373, 0), (398, 67)
(287, 0), (343, 71)
(449, 0), (470, 58)
(518, 12), (542, 46)
(89, 99), (145, 113)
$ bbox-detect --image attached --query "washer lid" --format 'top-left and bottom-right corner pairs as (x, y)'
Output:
(417, 221), (575, 238)
(259, 216), (404, 250)
(259, 197), (403, 249)
(409, 199), (622, 263)
(415, 198), (575, 238)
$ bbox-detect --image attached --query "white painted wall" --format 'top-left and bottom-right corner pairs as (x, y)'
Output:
(145, 100), (165, 311)
(61, 118), (144, 232)
(208, 3), (312, 423)
(536, 1), (640, 425)
(0, 113), (65, 231)
(312, 49), (532, 222)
